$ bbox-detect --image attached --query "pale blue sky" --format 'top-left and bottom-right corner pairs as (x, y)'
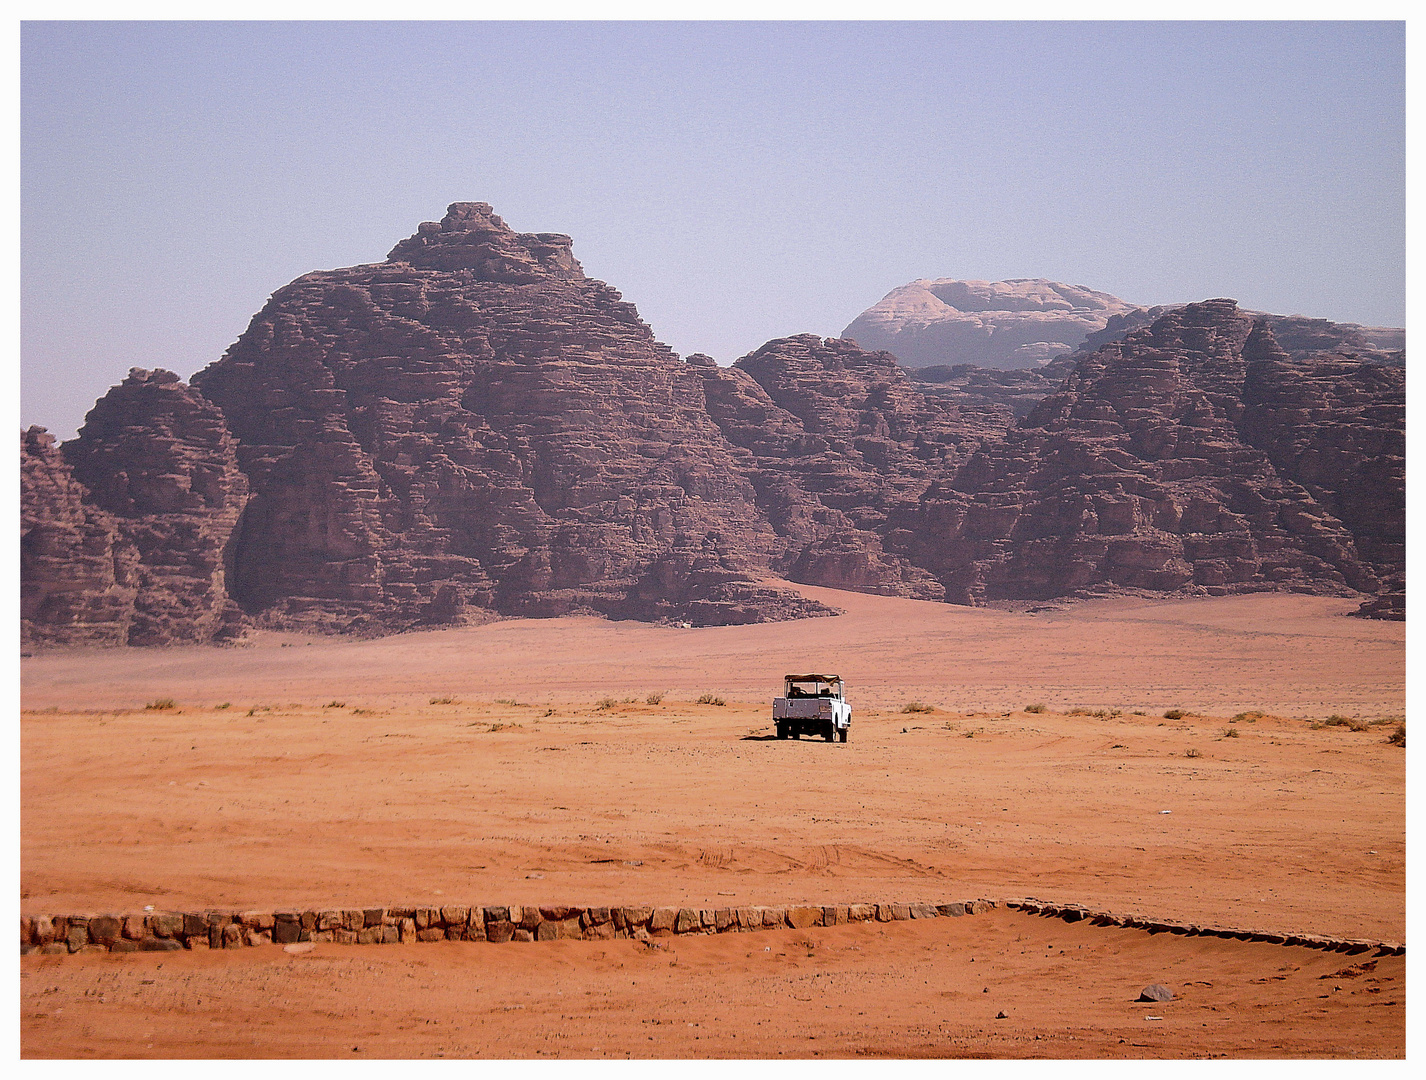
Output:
(22, 20), (1405, 438)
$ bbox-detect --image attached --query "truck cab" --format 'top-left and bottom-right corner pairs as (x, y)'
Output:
(773, 674), (851, 742)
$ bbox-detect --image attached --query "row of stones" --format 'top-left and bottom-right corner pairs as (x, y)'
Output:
(1004, 900), (1405, 957)
(20, 900), (996, 956)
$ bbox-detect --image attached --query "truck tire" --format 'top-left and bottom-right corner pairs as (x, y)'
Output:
(776, 723), (787, 740)
(823, 725), (835, 742)
(840, 728), (849, 743)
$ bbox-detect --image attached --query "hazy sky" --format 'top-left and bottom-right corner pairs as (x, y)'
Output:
(22, 20), (1405, 439)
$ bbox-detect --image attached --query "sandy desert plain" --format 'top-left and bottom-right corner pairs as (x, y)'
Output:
(19, 583), (1406, 1058)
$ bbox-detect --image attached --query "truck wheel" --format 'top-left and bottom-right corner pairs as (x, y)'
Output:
(776, 723), (787, 740)
(840, 728), (849, 743)
(823, 726), (835, 742)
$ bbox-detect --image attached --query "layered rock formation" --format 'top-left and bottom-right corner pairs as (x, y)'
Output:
(691, 336), (1003, 598)
(63, 369), (249, 644)
(20, 205), (1405, 645)
(843, 278), (1140, 370)
(21, 427), (136, 645)
(188, 202), (828, 632)
(889, 301), (1401, 606)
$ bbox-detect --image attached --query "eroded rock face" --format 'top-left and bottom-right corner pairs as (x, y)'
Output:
(693, 335), (1005, 598)
(21, 206), (1404, 643)
(21, 427), (137, 646)
(890, 301), (1398, 605)
(843, 278), (1141, 370)
(190, 202), (829, 631)
(56, 369), (249, 645)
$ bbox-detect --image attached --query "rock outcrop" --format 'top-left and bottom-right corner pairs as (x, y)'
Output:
(189, 202), (829, 632)
(21, 427), (136, 646)
(61, 369), (249, 644)
(692, 336), (1004, 598)
(843, 278), (1141, 370)
(889, 301), (1400, 606)
(20, 206), (1405, 644)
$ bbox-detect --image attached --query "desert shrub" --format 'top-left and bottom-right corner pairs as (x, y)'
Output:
(1132, 710), (1147, 716)
(215, 702), (231, 710)
(595, 697), (617, 710)
(696, 693), (726, 706)
(1349, 718), (1369, 732)
(1067, 707), (1090, 716)
(1325, 714), (1352, 727)
(351, 708), (375, 716)
(1220, 727), (1239, 739)
(1163, 709), (1184, 720)
(542, 708), (556, 717)
(495, 698), (525, 707)
(430, 696), (457, 705)
(1233, 711), (1265, 723)
(1310, 721), (1326, 730)
(324, 701), (345, 708)
(621, 696), (637, 704)
(646, 692), (664, 705)
(145, 698), (176, 710)
(901, 701), (934, 713)
(1388, 723), (1406, 747)
(1185, 748), (1201, 758)
(1024, 703), (1046, 713)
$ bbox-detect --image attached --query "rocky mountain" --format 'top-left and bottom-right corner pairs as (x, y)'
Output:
(19, 206), (1406, 646)
(843, 278), (1141, 370)
(889, 301), (1402, 610)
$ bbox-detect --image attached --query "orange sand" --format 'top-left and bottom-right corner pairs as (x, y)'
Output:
(20, 587), (1405, 1057)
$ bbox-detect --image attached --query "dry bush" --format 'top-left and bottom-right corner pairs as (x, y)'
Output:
(1185, 748), (1201, 758)
(430, 696), (458, 705)
(214, 702), (231, 710)
(1024, 703), (1046, 713)
(595, 697), (617, 710)
(145, 698), (177, 710)
(1388, 724), (1406, 747)
(646, 692), (664, 705)
(1220, 727), (1239, 738)
(1068, 707), (1090, 716)
(324, 700), (345, 708)
(1163, 709), (1185, 720)
(1233, 711), (1265, 723)
(901, 701), (934, 713)
(696, 693), (726, 706)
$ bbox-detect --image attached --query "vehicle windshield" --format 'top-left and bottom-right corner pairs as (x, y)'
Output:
(786, 680), (840, 698)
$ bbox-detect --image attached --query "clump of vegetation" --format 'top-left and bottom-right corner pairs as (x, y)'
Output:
(214, 702), (231, 710)
(645, 692), (664, 705)
(351, 707), (376, 716)
(1067, 707), (1091, 716)
(1232, 711), (1265, 723)
(1163, 709), (1185, 720)
(145, 698), (177, 711)
(1024, 703), (1046, 713)
(542, 707), (556, 717)
(901, 701), (934, 714)
(430, 696), (458, 705)
(495, 698), (526, 707)
(1388, 723), (1405, 747)
(621, 696), (637, 704)
(1131, 710), (1147, 716)
(595, 697), (617, 710)
(1090, 709), (1120, 719)
(1220, 727), (1239, 739)
(1324, 714), (1351, 727)
(696, 693), (726, 706)
(1185, 748), (1201, 759)
(324, 701), (345, 708)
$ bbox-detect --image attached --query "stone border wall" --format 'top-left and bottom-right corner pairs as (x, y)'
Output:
(1003, 900), (1405, 956)
(20, 898), (1404, 958)
(21, 900), (992, 955)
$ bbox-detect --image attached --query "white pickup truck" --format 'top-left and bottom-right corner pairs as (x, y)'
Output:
(773, 673), (851, 742)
